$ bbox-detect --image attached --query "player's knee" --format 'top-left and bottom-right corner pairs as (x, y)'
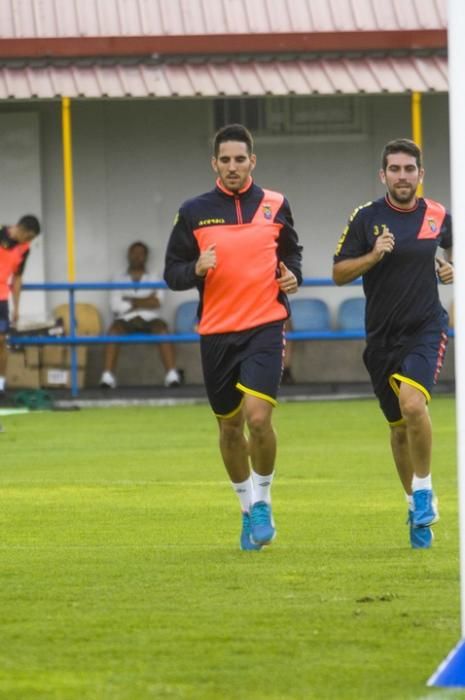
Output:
(399, 392), (427, 422)
(219, 418), (243, 446)
(246, 411), (272, 438)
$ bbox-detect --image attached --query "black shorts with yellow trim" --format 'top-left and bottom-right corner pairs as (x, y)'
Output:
(200, 321), (285, 417)
(363, 323), (448, 424)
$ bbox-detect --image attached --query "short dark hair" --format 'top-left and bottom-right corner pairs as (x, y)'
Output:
(213, 123), (254, 157)
(17, 214), (41, 236)
(128, 241), (149, 256)
(381, 139), (422, 170)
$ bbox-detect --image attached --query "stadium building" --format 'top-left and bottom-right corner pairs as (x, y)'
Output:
(0, 0), (453, 389)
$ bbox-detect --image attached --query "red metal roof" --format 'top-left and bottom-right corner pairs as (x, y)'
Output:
(0, 30), (448, 59)
(0, 55), (447, 99)
(0, 0), (448, 99)
(0, 0), (447, 38)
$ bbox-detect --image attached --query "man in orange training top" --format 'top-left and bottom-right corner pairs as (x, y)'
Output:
(164, 124), (302, 550)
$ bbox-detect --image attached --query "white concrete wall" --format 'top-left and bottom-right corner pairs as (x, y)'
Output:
(0, 93), (452, 330)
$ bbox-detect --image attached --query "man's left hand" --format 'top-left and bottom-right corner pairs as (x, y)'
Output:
(278, 262), (298, 294)
(436, 257), (454, 285)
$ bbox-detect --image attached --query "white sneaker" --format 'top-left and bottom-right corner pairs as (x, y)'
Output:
(164, 369), (181, 387)
(100, 371), (117, 389)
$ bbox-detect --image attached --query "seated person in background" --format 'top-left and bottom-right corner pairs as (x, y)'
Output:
(99, 241), (181, 389)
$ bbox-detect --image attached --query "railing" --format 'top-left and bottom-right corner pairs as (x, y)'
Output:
(8, 277), (364, 397)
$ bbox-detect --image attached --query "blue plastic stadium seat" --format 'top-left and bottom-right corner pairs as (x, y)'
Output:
(337, 297), (366, 331)
(174, 300), (199, 334)
(289, 298), (331, 332)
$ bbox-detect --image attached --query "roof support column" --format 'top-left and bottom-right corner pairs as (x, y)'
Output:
(411, 91), (424, 196)
(61, 96), (79, 397)
(61, 96), (76, 282)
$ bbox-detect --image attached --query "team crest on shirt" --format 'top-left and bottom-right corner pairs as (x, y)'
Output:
(263, 204), (272, 220)
(427, 218), (437, 233)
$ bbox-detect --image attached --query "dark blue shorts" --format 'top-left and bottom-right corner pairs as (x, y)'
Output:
(363, 320), (449, 424)
(200, 321), (286, 417)
(0, 300), (9, 334)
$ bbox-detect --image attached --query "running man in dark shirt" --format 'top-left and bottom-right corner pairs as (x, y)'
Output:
(333, 139), (453, 549)
(164, 124), (302, 550)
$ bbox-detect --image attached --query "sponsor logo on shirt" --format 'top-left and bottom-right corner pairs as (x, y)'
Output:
(198, 218), (226, 226)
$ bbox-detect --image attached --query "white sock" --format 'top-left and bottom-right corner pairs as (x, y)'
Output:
(406, 493), (413, 511)
(252, 469), (274, 504)
(231, 476), (254, 513)
(0, 376), (5, 391)
(412, 474), (433, 492)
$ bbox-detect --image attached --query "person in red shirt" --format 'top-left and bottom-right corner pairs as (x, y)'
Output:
(164, 124), (302, 550)
(0, 215), (41, 397)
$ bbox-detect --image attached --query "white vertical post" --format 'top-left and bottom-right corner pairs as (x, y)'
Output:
(448, 0), (465, 637)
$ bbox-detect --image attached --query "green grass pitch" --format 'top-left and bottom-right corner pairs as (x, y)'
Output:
(0, 396), (462, 700)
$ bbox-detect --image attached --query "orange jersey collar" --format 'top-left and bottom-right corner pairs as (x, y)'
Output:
(216, 176), (253, 196)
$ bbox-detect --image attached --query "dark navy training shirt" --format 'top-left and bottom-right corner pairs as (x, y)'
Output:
(333, 196), (453, 347)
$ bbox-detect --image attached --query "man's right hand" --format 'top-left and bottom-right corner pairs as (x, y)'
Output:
(372, 228), (395, 261)
(333, 227), (395, 286)
(195, 244), (217, 277)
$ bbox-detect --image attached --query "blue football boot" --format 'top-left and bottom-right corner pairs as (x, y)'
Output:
(407, 510), (434, 549)
(412, 489), (439, 527)
(250, 501), (276, 545)
(240, 512), (262, 551)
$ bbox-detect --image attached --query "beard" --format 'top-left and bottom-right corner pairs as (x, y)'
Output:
(388, 182), (417, 206)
